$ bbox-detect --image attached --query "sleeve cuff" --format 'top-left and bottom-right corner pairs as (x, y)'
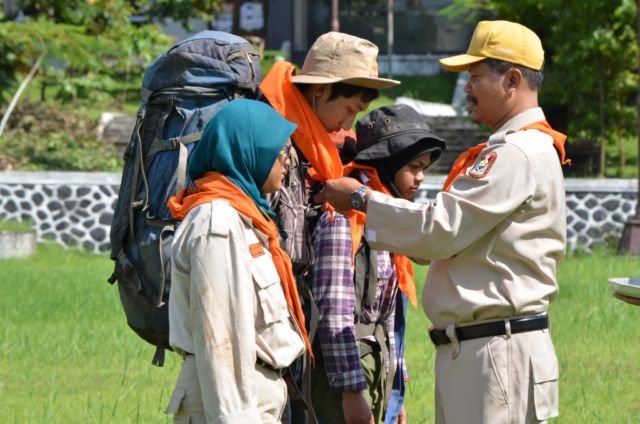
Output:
(327, 369), (368, 393)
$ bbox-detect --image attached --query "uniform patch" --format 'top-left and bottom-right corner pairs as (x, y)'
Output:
(469, 152), (497, 179)
(249, 243), (265, 258)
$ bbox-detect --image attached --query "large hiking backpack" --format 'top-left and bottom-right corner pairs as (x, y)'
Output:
(108, 31), (261, 366)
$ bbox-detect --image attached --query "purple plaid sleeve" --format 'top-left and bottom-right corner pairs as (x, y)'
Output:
(312, 212), (367, 392)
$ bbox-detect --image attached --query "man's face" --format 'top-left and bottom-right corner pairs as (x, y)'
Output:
(313, 85), (370, 132)
(464, 62), (509, 129)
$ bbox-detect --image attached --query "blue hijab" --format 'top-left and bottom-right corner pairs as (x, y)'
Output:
(188, 99), (297, 216)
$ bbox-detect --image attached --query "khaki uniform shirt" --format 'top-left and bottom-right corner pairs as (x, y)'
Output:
(365, 108), (566, 327)
(169, 200), (305, 422)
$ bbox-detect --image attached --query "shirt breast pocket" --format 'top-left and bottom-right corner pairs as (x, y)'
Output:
(251, 255), (288, 326)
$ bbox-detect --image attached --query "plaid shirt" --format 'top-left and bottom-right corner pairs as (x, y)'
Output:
(312, 212), (399, 392)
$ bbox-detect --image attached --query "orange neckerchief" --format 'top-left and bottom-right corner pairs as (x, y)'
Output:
(260, 61), (360, 230)
(167, 172), (313, 358)
(341, 162), (418, 309)
(442, 120), (570, 192)
(260, 61), (343, 182)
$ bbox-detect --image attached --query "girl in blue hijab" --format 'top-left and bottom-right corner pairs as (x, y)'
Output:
(167, 99), (311, 424)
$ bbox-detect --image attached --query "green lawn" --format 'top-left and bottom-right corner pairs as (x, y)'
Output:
(1, 244), (639, 423)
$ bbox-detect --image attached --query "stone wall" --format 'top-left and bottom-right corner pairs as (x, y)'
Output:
(0, 172), (118, 255)
(0, 171), (637, 255)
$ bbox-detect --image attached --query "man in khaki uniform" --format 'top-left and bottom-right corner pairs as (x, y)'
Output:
(316, 20), (569, 423)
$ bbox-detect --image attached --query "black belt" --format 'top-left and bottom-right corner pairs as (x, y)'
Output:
(256, 357), (285, 376)
(428, 315), (549, 346)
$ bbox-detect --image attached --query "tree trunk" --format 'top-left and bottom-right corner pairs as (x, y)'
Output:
(331, 0), (339, 31)
(636, 0), (640, 189)
(387, 0), (394, 78)
(620, 128), (626, 177)
(598, 67), (606, 177)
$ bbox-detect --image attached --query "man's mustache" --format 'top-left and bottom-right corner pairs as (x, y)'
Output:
(466, 95), (478, 105)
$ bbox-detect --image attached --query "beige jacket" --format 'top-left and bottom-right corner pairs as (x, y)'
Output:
(169, 199), (305, 422)
(365, 108), (566, 327)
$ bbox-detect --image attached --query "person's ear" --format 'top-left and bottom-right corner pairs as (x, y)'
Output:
(313, 84), (330, 100)
(506, 68), (522, 91)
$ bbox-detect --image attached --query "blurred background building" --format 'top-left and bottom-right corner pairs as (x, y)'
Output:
(170, 0), (473, 76)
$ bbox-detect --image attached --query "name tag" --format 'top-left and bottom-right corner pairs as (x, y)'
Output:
(249, 243), (265, 258)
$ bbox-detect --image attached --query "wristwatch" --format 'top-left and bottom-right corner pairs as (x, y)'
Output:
(349, 185), (369, 211)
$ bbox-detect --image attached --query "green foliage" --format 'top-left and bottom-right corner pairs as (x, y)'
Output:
(0, 1), (223, 172)
(135, 0), (223, 29)
(12, 0), (223, 30)
(0, 18), (171, 103)
(605, 134), (639, 178)
(386, 74), (458, 105)
(4, 131), (122, 172)
(544, 1), (638, 137)
(0, 100), (122, 172)
(0, 0), (188, 103)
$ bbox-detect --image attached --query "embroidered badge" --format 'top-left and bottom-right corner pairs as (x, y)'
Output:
(469, 151), (497, 179)
(249, 243), (265, 258)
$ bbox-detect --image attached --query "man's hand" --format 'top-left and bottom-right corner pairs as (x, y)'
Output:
(314, 177), (365, 213)
(342, 391), (374, 424)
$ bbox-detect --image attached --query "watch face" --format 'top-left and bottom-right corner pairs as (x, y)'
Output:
(349, 189), (365, 210)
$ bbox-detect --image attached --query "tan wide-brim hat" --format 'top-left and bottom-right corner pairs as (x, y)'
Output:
(291, 32), (400, 90)
(440, 20), (544, 72)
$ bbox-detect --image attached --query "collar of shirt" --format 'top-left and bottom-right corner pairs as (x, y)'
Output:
(492, 107), (546, 139)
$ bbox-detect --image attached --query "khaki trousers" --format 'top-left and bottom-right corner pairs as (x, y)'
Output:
(166, 355), (287, 423)
(434, 328), (559, 424)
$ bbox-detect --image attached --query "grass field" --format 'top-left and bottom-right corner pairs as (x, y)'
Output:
(1, 244), (639, 423)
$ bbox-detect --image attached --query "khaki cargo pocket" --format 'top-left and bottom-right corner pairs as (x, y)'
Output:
(165, 388), (186, 415)
(251, 256), (287, 325)
(530, 355), (559, 420)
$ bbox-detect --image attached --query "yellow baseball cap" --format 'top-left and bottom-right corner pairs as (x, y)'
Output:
(440, 20), (544, 72)
(291, 32), (400, 90)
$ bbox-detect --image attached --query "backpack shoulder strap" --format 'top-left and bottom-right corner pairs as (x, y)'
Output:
(353, 238), (378, 322)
